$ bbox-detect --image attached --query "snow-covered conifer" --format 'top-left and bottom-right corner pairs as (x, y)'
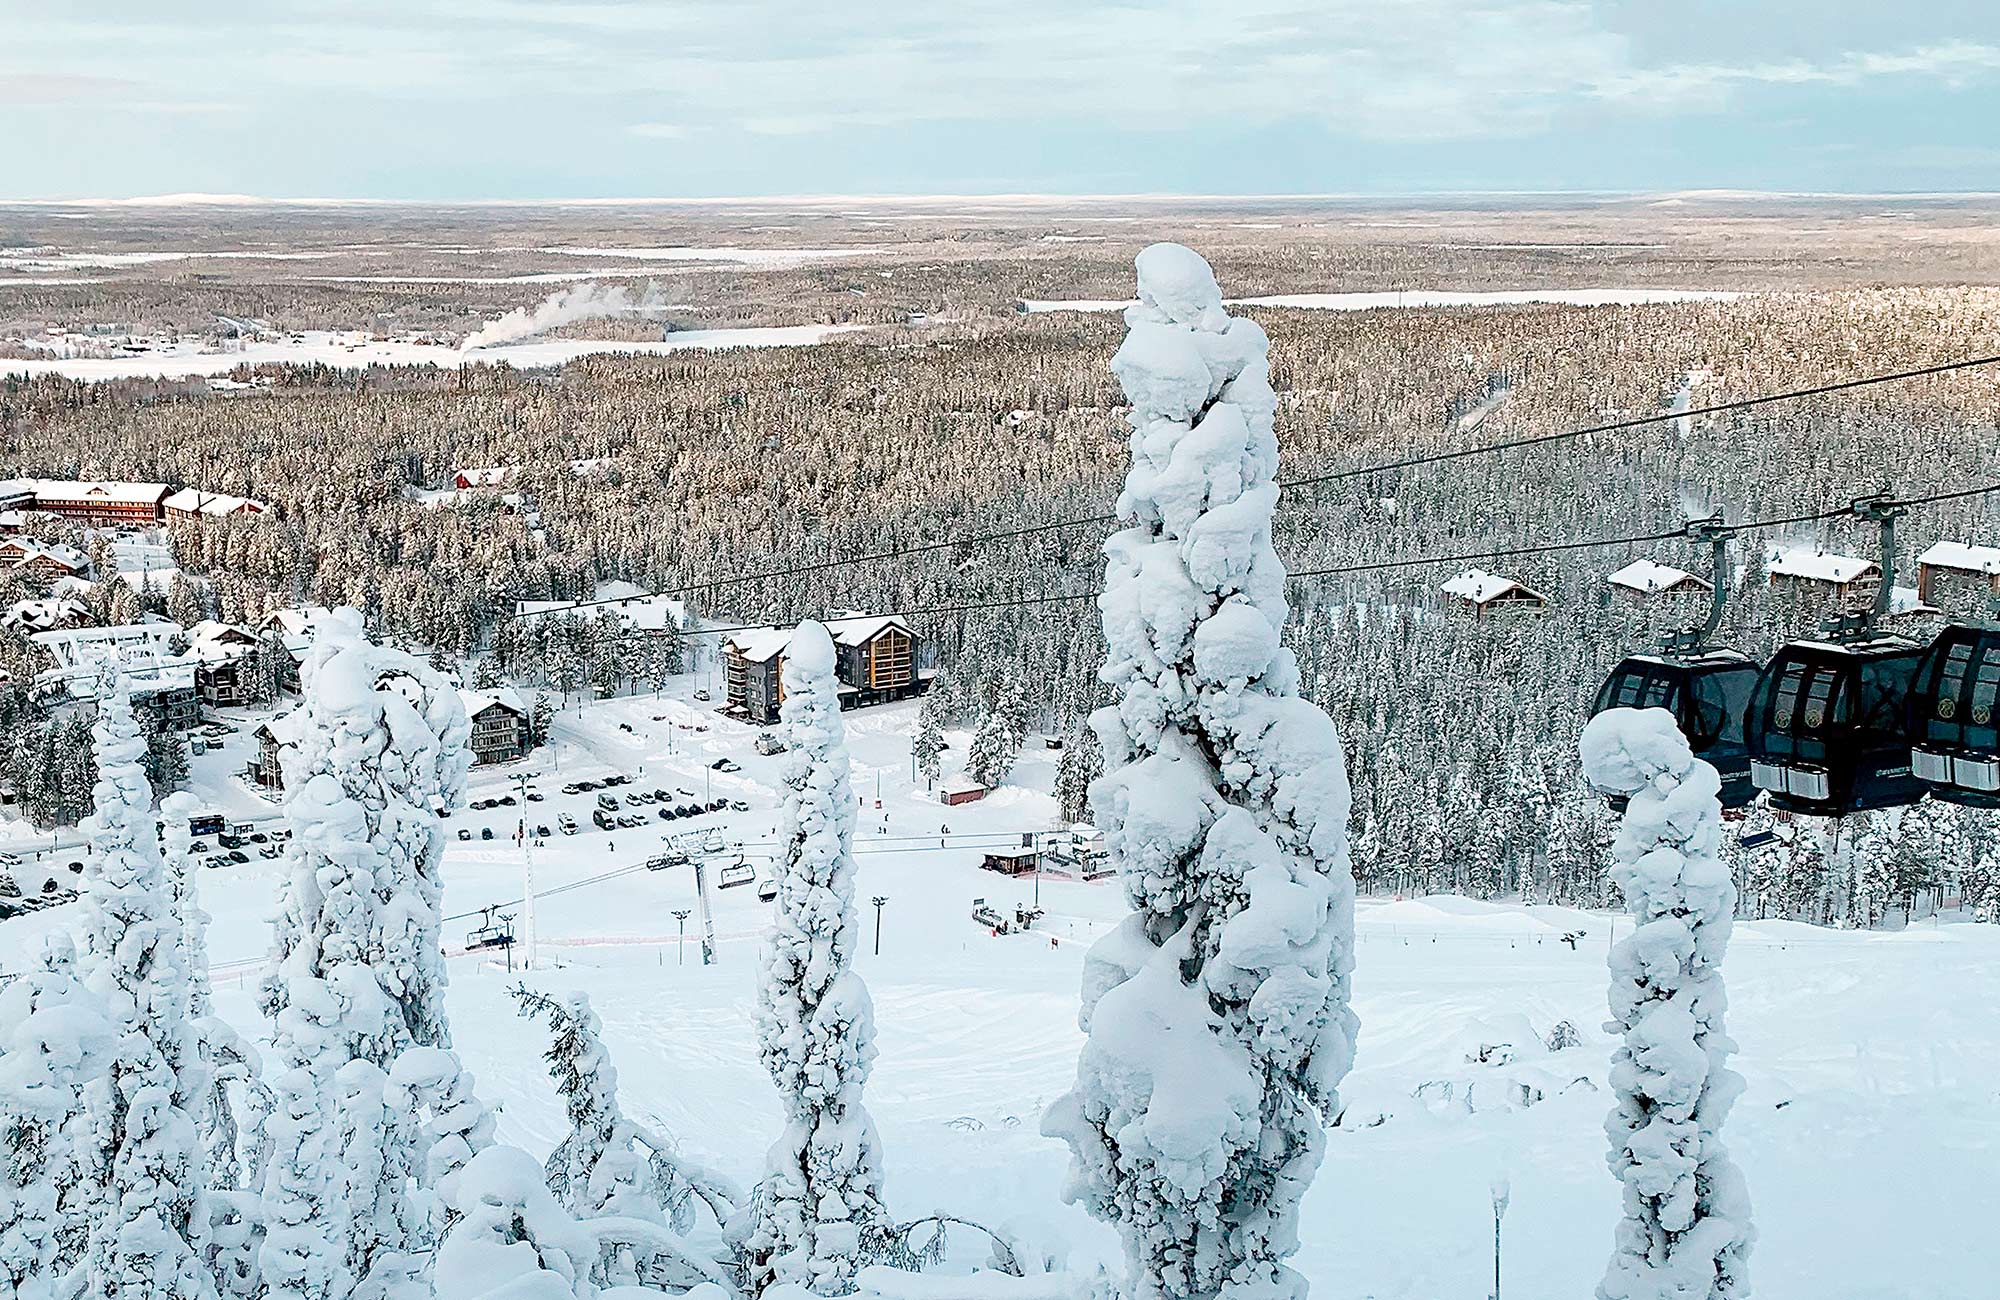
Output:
(257, 608), (471, 1298)
(73, 657), (216, 1300)
(745, 621), (887, 1294)
(1053, 726), (1101, 826)
(1579, 707), (1753, 1300)
(964, 711), (1014, 789)
(1042, 244), (1357, 1300)
(0, 934), (110, 1300)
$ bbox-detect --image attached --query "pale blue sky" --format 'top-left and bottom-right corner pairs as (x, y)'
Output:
(4, 1), (1997, 199)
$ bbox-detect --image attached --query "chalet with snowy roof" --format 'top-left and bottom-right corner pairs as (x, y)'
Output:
(184, 620), (265, 706)
(0, 482), (34, 514)
(1606, 559), (1712, 604)
(25, 480), (169, 524)
(1915, 541), (2000, 608)
(458, 687), (530, 766)
(453, 466), (515, 490)
(722, 614), (926, 724)
(2, 597), (89, 634)
(0, 538), (90, 580)
(248, 714), (299, 791)
(1766, 548), (1879, 604)
(163, 488), (268, 521)
(255, 606), (337, 693)
(1441, 569), (1549, 618)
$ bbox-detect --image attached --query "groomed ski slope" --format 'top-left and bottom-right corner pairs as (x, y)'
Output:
(3, 688), (1995, 1298)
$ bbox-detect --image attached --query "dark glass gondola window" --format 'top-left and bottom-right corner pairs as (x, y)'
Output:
(1691, 668), (1756, 745)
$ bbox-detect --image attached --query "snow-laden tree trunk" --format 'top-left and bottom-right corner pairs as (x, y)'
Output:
(746, 621), (887, 1295)
(256, 608), (471, 1300)
(1579, 707), (1754, 1300)
(1042, 244), (1357, 1300)
(73, 658), (217, 1300)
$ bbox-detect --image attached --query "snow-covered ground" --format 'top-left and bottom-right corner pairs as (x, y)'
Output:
(0, 325), (866, 381)
(3, 682), (1995, 1297)
(1021, 288), (1745, 313)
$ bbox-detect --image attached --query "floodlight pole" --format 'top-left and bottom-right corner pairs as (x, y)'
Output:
(871, 894), (888, 956)
(672, 908), (691, 966)
(516, 772), (538, 971)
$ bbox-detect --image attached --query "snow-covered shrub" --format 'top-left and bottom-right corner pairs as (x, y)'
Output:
(73, 657), (216, 1300)
(1580, 707), (1753, 1300)
(1042, 243), (1357, 1300)
(435, 1146), (594, 1300)
(744, 622), (888, 1295)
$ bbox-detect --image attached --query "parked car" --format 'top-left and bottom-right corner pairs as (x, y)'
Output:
(658, 808), (676, 821)
(710, 759), (740, 773)
(653, 788), (672, 801)
(561, 783), (582, 796)
(558, 815), (578, 835)
(605, 775), (630, 787)
(480, 827), (495, 841)
(618, 722), (635, 734)
(190, 841), (208, 854)
(226, 850), (250, 865)
(593, 810), (615, 830)
(498, 795), (516, 807)
(525, 791), (544, 802)
(458, 829), (473, 841)
(535, 825), (551, 839)
(248, 832), (268, 844)
(259, 845), (282, 859)
(693, 688), (712, 702)
(597, 794), (618, 812)
(729, 799), (750, 812)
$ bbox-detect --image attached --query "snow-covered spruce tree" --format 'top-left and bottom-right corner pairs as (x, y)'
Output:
(513, 988), (738, 1290)
(1579, 707), (1753, 1300)
(0, 934), (110, 1300)
(1054, 726), (1102, 826)
(73, 657), (217, 1300)
(744, 621), (887, 1295)
(256, 608), (471, 1300)
(1042, 244), (1357, 1300)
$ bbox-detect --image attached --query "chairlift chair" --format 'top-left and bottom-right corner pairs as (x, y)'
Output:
(464, 906), (515, 952)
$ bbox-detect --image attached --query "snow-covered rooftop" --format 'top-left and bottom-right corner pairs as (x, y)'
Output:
(458, 686), (527, 718)
(0, 538), (89, 570)
(725, 626), (795, 664)
(940, 775), (988, 795)
(2, 597), (88, 633)
(184, 619), (260, 662)
(29, 479), (169, 504)
(1916, 541), (2000, 575)
(1441, 569), (1543, 605)
(163, 487), (268, 516)
(1607, 559), (1709, 594)
(455, 466), (514, 487)
(826, 613), (912, 647)
(1767, 548), (1877, 584)
(514, 593), (688, 632)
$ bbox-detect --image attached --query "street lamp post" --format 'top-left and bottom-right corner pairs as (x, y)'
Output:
(672, 908), (692, 966)
(871, 894), (888, 956)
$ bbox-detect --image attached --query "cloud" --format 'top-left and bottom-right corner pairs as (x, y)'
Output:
(1593, 40), (2000, 107)
(626, 122), (691, 139)
(0, 72), (147, 104)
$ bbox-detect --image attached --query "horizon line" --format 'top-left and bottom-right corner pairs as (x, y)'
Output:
(7, 188), (2000, 209)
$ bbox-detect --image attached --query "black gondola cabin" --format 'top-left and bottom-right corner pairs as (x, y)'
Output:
(1591, 650), (1760, 808)
(1905, 625), (2000, 806)
(1745, 636), (1927, 816)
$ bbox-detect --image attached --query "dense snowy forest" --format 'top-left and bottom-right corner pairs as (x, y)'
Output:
(4, 282), (2000, 919)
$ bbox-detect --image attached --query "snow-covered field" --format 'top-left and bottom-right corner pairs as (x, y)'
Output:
(0, 324), (865, 381)
(4, 681), (1993, 1298)
(1021, 288), (1745, 313)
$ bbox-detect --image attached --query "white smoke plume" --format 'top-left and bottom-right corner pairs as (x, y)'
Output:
(461, 280), (670, 350)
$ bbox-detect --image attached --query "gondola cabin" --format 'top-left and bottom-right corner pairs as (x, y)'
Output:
(1905, 625), (2000, 806)
(1745, 636), (1927, 816)
(1591, 650), (1760, 808)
